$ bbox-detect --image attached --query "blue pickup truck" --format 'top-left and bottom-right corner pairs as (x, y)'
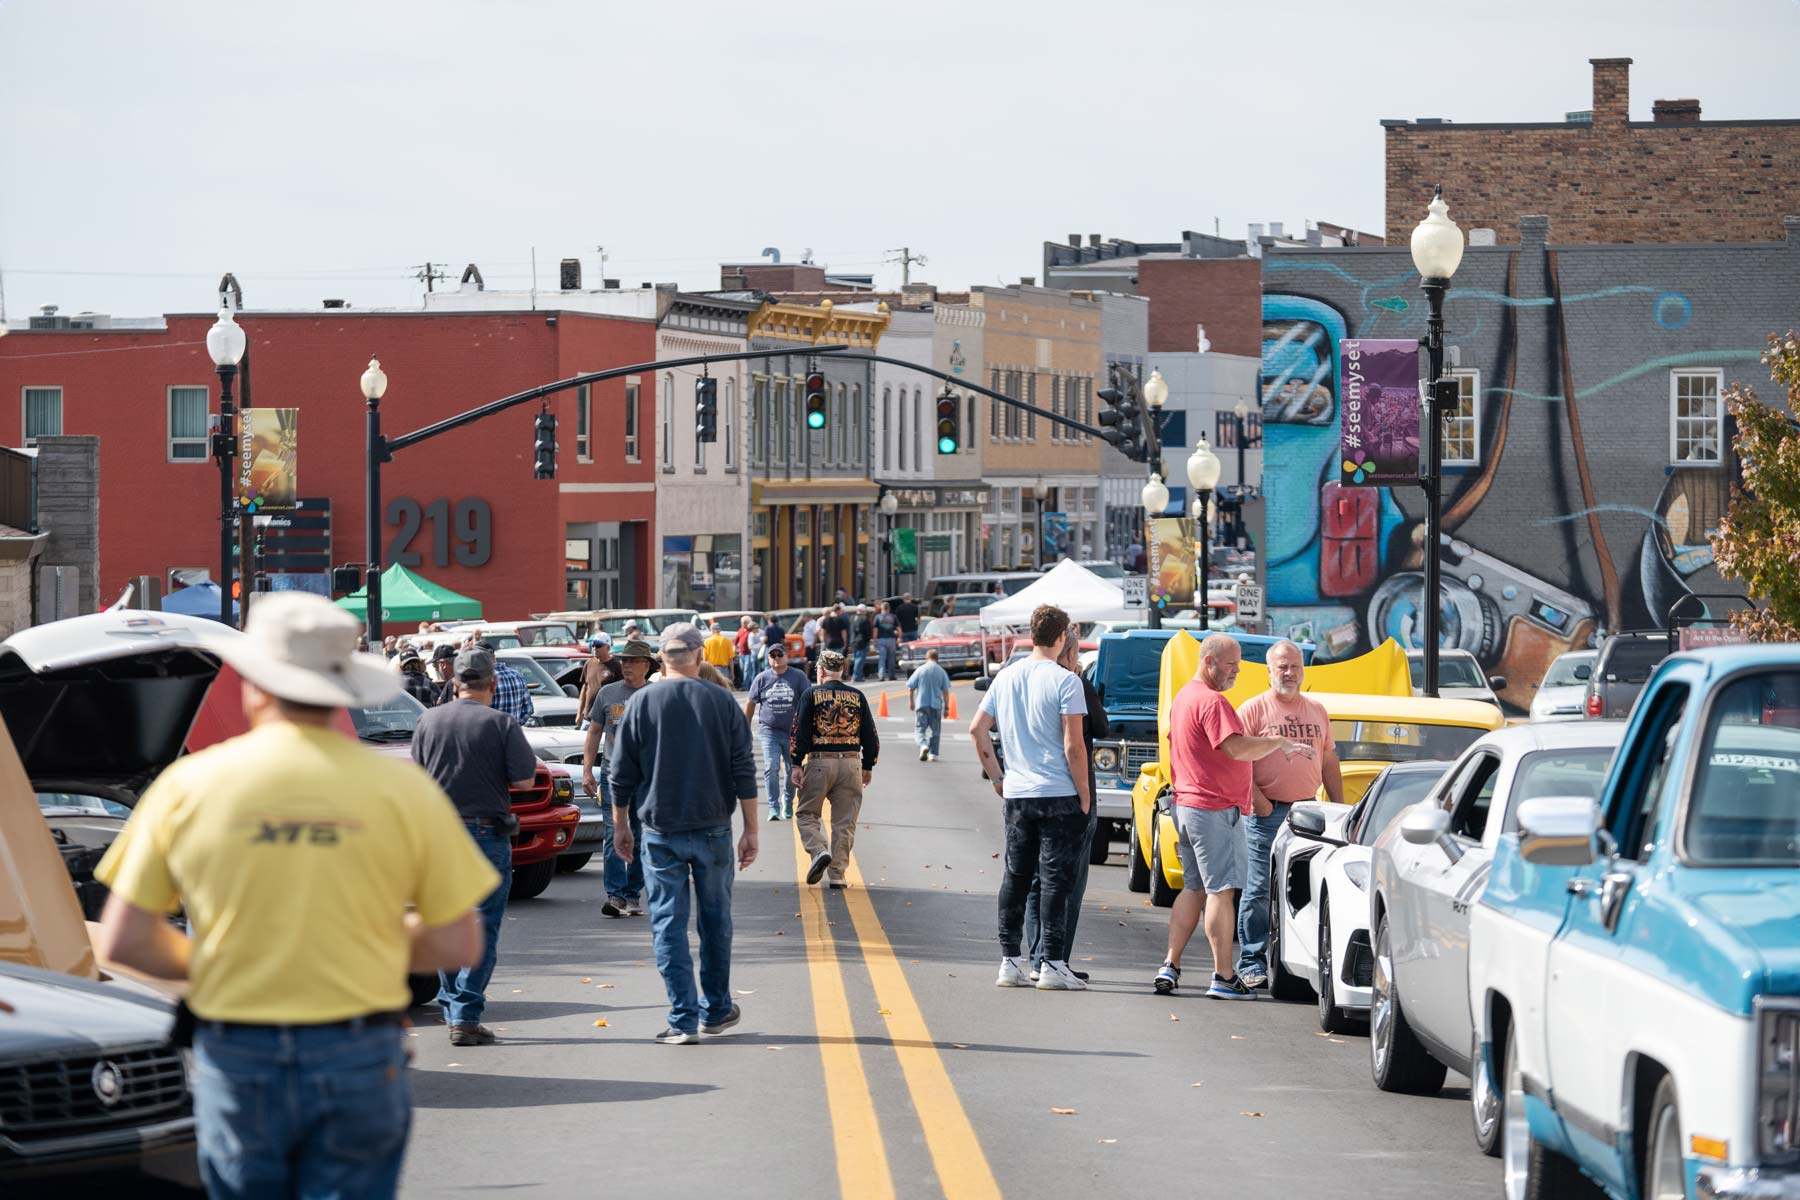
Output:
(1470, 644), (1800, 1199)
(1092, 629), (1310, 870)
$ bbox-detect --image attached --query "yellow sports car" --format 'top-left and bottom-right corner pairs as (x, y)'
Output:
(1128, 692), (1504, 905)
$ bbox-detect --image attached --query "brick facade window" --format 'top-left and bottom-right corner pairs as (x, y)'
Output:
(661, 372), (675, 471)
(724, 377), (736, 471)
(1442, 370), (1481, 467)
(1670, 369), (1723, 465)
(624, 380), (641, 462)
(167, 385), (209, 462)
(22, 386), (61, 445)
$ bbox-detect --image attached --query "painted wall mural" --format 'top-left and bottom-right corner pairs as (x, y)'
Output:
(1258, 233), (1787, 711)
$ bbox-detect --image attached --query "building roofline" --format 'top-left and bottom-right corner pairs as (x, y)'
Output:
(153, 308), (658, 324)
(1382, 117), (1800, 130)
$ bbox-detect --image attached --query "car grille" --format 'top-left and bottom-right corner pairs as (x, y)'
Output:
(537, 712), (577, 728)
(0, 1045), (189, 1139)
(1123, 742), (1158, 775)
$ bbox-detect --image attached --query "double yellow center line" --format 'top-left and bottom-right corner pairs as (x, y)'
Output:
(791, 831), (1000, 1200)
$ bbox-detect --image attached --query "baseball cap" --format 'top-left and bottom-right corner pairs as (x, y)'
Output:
(431, 643), (457, 662)
(398, 647), (422, 667)
(454, 646), (497, 682)
(766, 641), (788, 656)
(589, 631), (612, 647)
(658, 622), (706, 654)
(818, 649), (847, 673)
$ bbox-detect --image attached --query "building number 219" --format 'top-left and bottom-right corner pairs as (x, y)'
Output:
(385, 497), (493, 568)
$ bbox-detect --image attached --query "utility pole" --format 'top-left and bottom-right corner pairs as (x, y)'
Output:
(413, 262), (448, 293)
(885, 247), (927, 287)
(595, 245), (608, 280)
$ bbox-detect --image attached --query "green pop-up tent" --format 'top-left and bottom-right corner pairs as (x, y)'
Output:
(333, 563), (483, 623)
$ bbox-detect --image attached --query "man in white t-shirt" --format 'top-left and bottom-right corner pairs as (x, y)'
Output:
(968, 604), (1091, 992)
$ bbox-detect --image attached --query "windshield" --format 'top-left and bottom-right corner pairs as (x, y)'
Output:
(1357, 769), (1447, 845)
(1601, 637), (1669, 684)
(922, 618), (984, 638)
(500, 654), (564, 695)
(1000, 577), (1037, 595)
(349, 692), (425, 742)
(599, 616), (653, 637)
(1685, 670), (1800, 865)
(1080, 562), (1125, 579)
(37, 792), (131, 818)
(1332, 719), (1489, 764)
(517, 623), (579, 647)
(1507, 747), (1616, 821)
(477, 633), (522, 650)
(1097, 639), (1163, 706)
(1542, 654), (1596, 688)
(1409, 656), (1488, 688)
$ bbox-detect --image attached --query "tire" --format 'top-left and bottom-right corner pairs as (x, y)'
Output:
(407, 973), (440, 1008)
(509, 858), (557, 901)
(1148, 810), (1179, 908)
(1317, 894), (1355, 1034)
(1501, 1030), (1604, 1200)
(1369, 912), (1449, 1095)
(1127, 808), (1151, 893)
(1088, 822), (1111, 866)
(1471, 1023), (1503, 1157)
(1267, 869), (1313, 1002)
(1641, 1076), (1685, 1200)
(555, 852), (593, 874)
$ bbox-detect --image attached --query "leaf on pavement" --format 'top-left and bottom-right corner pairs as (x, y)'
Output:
(446, 1062), (462, 1067)
(1240, 1112), (1265, 1118)
(1191, 1082), (1204, 1088)
(878, 1008), (893, 1016)
(511, 989), (523, 994)
(775, 930), (785, 936)
(1230, 1035), (1246, 1040)
(1169, 1014), (1179, 1022)
(766, 1046), (783, 1051)
(990, 852), (999, 858)
(580, 978), (592, 983)
(1050, 1108), (1077, 1116)
(1098, 1138), (1118, 1144)
(737, 989), (756, 995)
(593, 1019), (608, 1027)
(951, 1043), (968, 1049)
(1329, 1038), (1346, 1044)
(597, 984), (615, 989)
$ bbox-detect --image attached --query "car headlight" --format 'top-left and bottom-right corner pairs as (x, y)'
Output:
(1343, 859), (1371, 891)
(1756, 998), (1800, 1157)
(1093, 746), (1119, 772)
(552, 776), (574, 801)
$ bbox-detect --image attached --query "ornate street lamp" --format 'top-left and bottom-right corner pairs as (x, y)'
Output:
(361, 357), (389, 646)
(207, 307), (247, 625)
(1409, 186), (1465, 697)
(1186, 435), (1222, 600)
(1233, 397), (1251, 545)
(878, 490), (898, 597)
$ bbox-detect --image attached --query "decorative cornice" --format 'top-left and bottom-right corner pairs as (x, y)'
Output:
(749, 298), (889, 349)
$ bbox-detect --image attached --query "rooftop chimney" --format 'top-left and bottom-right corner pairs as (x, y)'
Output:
(459, 263), (485, 291)
(1269, 221), (1285, 239)
(1068, 233), (1081, 247)
(1020, 276), (1036, 287)
(559, 258), (582, 290)
(1088, 234), (1102, 248)
(322, 299), (348, 309)
(1652, 97), (1701, 123)
(1590, 57), (1633, 127)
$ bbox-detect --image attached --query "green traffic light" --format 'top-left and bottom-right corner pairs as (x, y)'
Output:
(807, 411), (826, 429)
(938, 436), (957, 454)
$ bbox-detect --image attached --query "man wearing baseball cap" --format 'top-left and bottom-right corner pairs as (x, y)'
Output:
(94, 593), (496, 1196)
(411, 645), (540, 1046)
(607, 622), (759, 1044)
(577, 630), (620, 722)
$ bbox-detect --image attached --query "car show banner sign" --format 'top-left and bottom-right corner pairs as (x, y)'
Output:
(236, 408), (298, 513)
(1338, 339), (1420, 486)
(1145, 516), (1195, 608)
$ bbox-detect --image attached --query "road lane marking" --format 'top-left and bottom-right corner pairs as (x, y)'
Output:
(839, 856), (1003, 1200)
(792, 831), (895, 1200)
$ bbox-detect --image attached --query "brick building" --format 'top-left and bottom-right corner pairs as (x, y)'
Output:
(0, 305), (658, 621)
(1384, 58), (1800, 245)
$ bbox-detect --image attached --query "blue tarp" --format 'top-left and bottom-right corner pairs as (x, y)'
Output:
(162, 581), (238, 623)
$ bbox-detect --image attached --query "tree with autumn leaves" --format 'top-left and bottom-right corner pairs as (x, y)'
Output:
(1712, 332), (1800, 641)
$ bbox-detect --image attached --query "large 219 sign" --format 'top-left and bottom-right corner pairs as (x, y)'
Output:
(385, 497), (493, 568)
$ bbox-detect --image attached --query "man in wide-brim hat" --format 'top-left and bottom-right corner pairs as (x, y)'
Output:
(94, 592), (499, 1197)
(583, 637), (659, 915)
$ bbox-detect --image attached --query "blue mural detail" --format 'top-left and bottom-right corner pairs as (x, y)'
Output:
(1654, 292), (1693, 330)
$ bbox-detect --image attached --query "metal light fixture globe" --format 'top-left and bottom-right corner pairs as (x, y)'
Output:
(1410, 186), (1465, 282)
(1141, 473), (1169, 516)
(361, 357), (389, 402)
(1234, 397), (1250, 420)
(1186, 435), (1222, 493)
(206, 308), (247, 368)
(1143, 368), (1169, 409)
(1032, 478), (1049, 501)
(878, 491), (898, 517)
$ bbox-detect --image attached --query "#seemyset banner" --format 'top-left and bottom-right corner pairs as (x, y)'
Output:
(237, 408), (298, 513)
(1338, 339), (1420, 486)
(1145, 516), (1195, 608)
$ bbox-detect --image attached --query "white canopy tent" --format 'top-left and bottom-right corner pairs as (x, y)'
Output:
(979, 559), (1130, 628)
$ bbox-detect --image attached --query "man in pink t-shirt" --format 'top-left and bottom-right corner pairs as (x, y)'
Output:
(1155, 634), (1314, 1001)
(1233, 640), (1343, 987)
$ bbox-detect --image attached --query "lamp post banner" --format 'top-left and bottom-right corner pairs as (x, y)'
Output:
(1338, 339), (1420, 486)
(1145, 516), (1195, 609)
(893, 527), (918, 574)
(237, 407), (299, 512)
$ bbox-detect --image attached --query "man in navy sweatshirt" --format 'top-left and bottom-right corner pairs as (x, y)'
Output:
(607, 622), (760, 1045)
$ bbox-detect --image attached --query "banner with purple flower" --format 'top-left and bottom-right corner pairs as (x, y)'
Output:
(1338, 339), (1420, 487)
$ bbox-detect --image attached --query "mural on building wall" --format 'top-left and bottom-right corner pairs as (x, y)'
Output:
(1259, 255), (1758, 711)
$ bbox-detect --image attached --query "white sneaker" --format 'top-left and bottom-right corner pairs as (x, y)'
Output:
(995, 956), (1032, 987)
(928, 753), (939, 762)
(1035, 961), (1088, 991)
(919, 746), (929, 761)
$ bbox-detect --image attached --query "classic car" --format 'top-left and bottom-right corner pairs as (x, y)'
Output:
(1267, 759), (1453, 1032)
(1472, 646), (1800, 1198)
(495, 649), (583, 727)
(1366, 721), (1623, 1130)
(898, 617), (1022, 678)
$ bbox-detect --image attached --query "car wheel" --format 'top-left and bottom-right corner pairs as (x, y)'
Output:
(1369, 912), (1448, 1095)
(1127, 808), (1151, 893)
(1087, 822), (1111, 866)
(1267, 871), (1313, 1002)
(509, 858), (558, 901)
(555, 852), (593, 874)
(1317, 894), (1354, 1034)
(1471, 1023), (1503, 1157)
(1642, 1076), (1686, 1200)
(1148, 810), (1179, 908)
(407, 973), (440, 1008)
(1501, 1029), (1603, 1200)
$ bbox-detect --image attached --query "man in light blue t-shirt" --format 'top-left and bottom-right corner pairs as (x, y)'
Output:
(968, 604), (1091, 993)
(906, 649), (952, 762)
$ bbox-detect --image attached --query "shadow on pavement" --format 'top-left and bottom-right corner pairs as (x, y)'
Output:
(412, 1070), (717, 1108)
(746, 1033), (1147, 1059)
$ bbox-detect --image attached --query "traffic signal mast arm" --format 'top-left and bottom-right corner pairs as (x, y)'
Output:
(822, 353), (1110, 444)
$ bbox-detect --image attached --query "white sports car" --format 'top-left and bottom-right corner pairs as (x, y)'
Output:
(1267, 760), (1454, 1033)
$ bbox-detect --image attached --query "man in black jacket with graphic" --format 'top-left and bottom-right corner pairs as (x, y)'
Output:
(788, 650), (880, 888)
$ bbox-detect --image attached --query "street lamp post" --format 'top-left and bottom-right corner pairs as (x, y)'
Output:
(1141, 368), (1170, 628)
(879, 490), (898, 598)
(1187, 435), (1221, 617)
(206, 308), (247, 625)
(361, 357), (389, 647)
(1031, 477), (1049, 568)
(1140, 472), (1169, 628)
(1409, 186), (1466, 698)
(1233, 397), (1250, 547)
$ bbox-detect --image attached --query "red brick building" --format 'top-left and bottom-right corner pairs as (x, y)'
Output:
(0, 307), (658, 619)
(1385, 57), (1800, 244)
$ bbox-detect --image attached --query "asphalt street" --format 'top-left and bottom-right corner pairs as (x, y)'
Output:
(401, 679), (1501, 1199)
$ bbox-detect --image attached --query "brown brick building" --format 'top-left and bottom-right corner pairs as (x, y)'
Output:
(1384, 58), (1800, 245)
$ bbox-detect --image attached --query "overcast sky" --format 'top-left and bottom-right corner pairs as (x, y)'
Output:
(3, 0), (1797, 319)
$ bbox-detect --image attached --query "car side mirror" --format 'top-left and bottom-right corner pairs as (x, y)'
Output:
(973, 675), (990, 692)
(1516, 795), (1601, 867)
(1487, 675), (1508, 692)
(1573, 664), (1592, 681)
(563, 684), (580, 698)
(1401, 805), (1462, 864)
(1288, 805), (1346, 847)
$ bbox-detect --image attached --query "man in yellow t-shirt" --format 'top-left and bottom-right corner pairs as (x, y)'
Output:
(703, 620), (737, 676)
(95, 593), (498, 1200)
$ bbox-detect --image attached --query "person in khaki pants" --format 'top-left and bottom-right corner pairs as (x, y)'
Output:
(788, 650), (880, 888)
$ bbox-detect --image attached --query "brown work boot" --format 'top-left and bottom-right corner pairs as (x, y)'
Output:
(447, 1024), (496, 1046)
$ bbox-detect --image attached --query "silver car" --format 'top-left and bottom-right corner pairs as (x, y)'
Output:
(1527, 649), (1596, 722)
(1367, 721), (1625, 1111)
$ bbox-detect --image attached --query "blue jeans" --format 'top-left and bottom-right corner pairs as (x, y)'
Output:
(914, 705), (942, 755)
(876, 637), (898, 680)
(1027, 810), (1097, 966)
(192, 1021), (410, 1199)
(997, 799), (1087, 962)
(642, 825), (737, 1033)
(734, 653), (754, 688)
(1237, 802), (1292, 977)
(851, 646), (870, 682)
(600, 774), (644, 902)
(756, 726), (793, 814)
(438, 824), (511, 1027)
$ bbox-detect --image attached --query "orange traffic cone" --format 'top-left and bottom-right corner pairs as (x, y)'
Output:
(946, 690), (959, 720)
(876, 690), (890, 718)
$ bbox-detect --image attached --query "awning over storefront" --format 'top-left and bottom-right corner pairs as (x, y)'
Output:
(751, 478), (880, 506)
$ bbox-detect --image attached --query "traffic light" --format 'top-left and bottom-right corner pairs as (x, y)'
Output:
(533, 410), (557, 479)
(804, 371), (827, 430)
(1097, 372), (1146, 461)
(695, 377), (718, 444)
(935, 387), (960, 454)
